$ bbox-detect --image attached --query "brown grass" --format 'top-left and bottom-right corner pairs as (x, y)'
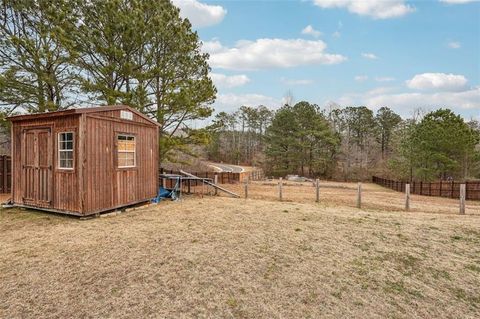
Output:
(1, 182), (479, 318)
(220, 180), (480, 216)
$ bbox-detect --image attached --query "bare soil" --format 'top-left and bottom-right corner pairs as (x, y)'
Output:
(1, 182), (479, 318)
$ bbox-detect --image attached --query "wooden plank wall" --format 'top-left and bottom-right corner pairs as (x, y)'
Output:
(83, 115), (158, 214)
(372, 176), (480, 201)
(11, 115), (81, 212)
(0, 155), (12, 193)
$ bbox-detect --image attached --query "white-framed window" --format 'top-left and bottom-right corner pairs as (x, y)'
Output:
(58, 132), (74, 169)
(117, 134), (136, 168)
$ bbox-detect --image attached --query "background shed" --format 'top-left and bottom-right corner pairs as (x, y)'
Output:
(9, 105), (159, 216)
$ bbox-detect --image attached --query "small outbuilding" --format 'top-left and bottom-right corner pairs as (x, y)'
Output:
(8, 105), (159, 216)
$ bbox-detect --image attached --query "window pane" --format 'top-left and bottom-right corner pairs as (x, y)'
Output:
(125, 141), (135, 151)
(59, 132), (74, 152)
(59, 132), (73, 143)
(118, 153), (127, 167)
(118, 141), (126, 151)
(58, 132), (74, 169)
(117, 135), (135, 167)
(126, 153), (134, 166)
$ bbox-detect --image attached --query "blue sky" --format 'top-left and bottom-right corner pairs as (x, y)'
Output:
(172, 0), (480, 120)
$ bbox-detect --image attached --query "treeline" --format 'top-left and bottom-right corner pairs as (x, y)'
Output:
(207, 102), (480, 182)
(207, 106), (273, 165)
(0, 0), (215, 163)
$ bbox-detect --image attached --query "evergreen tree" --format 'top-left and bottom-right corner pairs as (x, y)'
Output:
(393, 109), (479, 181)
(375, 107), (402, 159)
(265, 102), (339, 177)
(0, 0), (80, 116)
(75, 0), (216, 163)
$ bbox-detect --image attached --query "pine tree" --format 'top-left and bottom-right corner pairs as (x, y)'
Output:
(0, 0), (80, 116)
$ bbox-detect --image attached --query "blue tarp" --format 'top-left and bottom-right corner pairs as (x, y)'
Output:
(152, 177), (180, 203)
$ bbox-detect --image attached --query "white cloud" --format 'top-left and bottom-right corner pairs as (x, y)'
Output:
(214, 93), (282, 113)
(172, 0), (226, 28)
(355, 75), (369, 82)
(440, 0), (479, 4)
(210, 73), (250, 88)
(202, 38), (347, 70)
(280, 77), (313, 85)
(301, 25), (322, 38)
(335, 86), (480, 115)
(202, 39), (224, 53)
(362, 52), (378, 60)
(406, 73), (468, 91)
(313, 0), (415, 19)
(366, 88), (480, 111)
(447, 41), (461, 49)
(375, 76), (395, 82)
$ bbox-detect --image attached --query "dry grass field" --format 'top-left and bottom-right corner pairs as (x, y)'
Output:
(1, 182), (480, 318)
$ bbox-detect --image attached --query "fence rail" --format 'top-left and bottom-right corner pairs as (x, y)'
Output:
(372, 176), (480, 201)
(159, 168), (264, 192)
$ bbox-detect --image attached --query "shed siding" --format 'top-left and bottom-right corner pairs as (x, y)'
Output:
(83, 114), (157, 214)
(88, 109), (153, 125)
(11, 115), (81, 213)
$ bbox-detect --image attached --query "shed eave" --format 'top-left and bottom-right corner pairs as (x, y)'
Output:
(7, 105), (160, 127)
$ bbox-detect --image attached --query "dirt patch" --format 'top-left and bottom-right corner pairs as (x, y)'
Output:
(1, 191), (479, 318)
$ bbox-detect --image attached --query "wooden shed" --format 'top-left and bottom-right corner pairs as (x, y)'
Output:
(8, 105), (159, 216)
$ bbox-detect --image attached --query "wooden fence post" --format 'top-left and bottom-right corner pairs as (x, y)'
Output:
(279, 177), (283, 201)
(405, 183), (410, 211)
(177, 177), (182, 200)
(464, 181), (469, 200)
(244, 180), (248, 199)
(315, 179), (320, 203)
(357, 182), (362, 209)
(214, 174), (218, 196)
(460, 183), (466, 215)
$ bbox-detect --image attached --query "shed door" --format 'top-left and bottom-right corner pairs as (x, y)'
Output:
(22, 128), (53, 207)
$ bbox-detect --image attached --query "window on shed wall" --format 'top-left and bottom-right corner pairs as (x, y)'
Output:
(58, 132), (74, 169)
(117, 135), (136, 167)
